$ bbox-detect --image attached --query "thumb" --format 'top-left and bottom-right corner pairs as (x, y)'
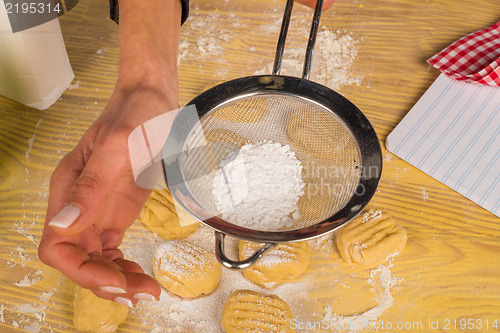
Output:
(49, 148), (119, 236)
(49, 170), (110, 236)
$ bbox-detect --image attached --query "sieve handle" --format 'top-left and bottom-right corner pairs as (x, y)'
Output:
(272, 0), (325, 80)
(215, 232), (276, 269)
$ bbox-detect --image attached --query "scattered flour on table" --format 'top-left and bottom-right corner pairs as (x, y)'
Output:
(3, 290), (57, 333)
(0, 304), (5, 322)
(384, 152), (396, 162)
(16, 304), (46, 325)
(177, 5), (364, 88)
(13, 246), (28, 267)
(67, 80), (80, 90)
(255, 28), (363, 90)
(25, 117), (43, 162)
(14, 270), (43, 287)
(421, 187), (429, 200)
(123, 224), (402, 333)
(4, 174), (63, 332)
(212, 141), (305, 231)
(95, 48), (107, 55)
(176, 9), (233, 68)
(312, 29), (363, 89)
(124, 225), (316, 333)
(177, 40), (190, 66)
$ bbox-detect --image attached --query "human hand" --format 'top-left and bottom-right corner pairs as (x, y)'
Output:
(38, 87), (178, 306)
(38, 0), (182, 306)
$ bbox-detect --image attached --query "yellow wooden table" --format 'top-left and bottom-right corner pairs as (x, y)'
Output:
(1, 0), (499, 332)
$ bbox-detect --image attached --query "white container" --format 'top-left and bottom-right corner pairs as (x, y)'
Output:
(0, 0), (74, 110)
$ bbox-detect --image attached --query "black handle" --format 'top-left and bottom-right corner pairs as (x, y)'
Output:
(215, 232), (276, 269)
(272, 0), (325, 79)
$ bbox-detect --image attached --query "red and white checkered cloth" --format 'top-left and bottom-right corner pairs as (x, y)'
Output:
(427, 20), (500, 87)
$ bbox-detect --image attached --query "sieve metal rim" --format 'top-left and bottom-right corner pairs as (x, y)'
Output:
(162, 74), (382, 243)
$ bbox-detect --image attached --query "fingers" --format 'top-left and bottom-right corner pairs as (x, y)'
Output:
(44, 122), (102, 226)
(110, 253), (162, 302)
(40, 239), (128, 290)
(45, 153), (86, 225)
(296, 0), (335, 11)
(91, 258), (161, 306)
(40, 125), (156, 305)
(48, 160), (114, 234)
(39, 237), (160, 305)
(48, 130), (132, 236)
(49, 131), (151, 237)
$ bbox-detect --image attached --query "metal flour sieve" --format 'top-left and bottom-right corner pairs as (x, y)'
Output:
(162, 0), (382, 269)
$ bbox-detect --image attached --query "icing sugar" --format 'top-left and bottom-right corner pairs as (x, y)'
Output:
(212, 141), (305, 231)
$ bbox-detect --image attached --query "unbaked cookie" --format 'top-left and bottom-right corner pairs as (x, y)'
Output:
(210, 97), (267, 123)
(239, 240), (311, 288)
(204, 128), (251, 147)
(336, 209), (407, 265)
(296, 177), (336, 222)
(140, 189), (199, 240)
(204, 128), (251, 166)
(73, 286), (128, 333)
(222, 290), (295, 333)
(286, 108), (351, 160)
(153, 240), (221, 298)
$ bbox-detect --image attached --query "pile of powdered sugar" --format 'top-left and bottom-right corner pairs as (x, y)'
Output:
(211, 141), (305, 231)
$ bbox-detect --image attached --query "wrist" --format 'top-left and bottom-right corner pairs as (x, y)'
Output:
(114, 0), (182, 96)
(115, 57), (178, 98)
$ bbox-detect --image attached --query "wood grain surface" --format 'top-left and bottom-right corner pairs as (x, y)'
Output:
(1, 0), (499, 332)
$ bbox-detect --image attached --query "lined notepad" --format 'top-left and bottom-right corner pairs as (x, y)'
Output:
(387, 73), (500, 217)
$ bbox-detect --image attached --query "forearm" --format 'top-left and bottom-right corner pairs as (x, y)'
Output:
(115, 0), (182, 96)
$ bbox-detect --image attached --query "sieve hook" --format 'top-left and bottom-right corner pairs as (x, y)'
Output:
(215, 232), (276, 269)
(272, 0), (325, 80)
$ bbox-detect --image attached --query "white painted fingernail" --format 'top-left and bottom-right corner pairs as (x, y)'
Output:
(99, 286), (127, 294)
(48, 205), (81, 228)
(114, 297), (133, 308)
(133, 293), (157, 301)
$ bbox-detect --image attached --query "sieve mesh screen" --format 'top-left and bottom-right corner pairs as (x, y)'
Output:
(179, 94), (361, 231)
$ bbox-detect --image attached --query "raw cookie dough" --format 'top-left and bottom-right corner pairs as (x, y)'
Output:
(222, 290), (295, 333)
(205, 128), (252, 167)
(153, 240), (221, 298)
(286, 108), (351, 160)
(140, 189), (199, 240)
(73, 286), (128, 333)
(205, 128), (251, 147)
(210, 97), (267, 123)
(296, 177), (336, 222)
(336, 209), (407, 265)
(239, 240), (311, 288)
